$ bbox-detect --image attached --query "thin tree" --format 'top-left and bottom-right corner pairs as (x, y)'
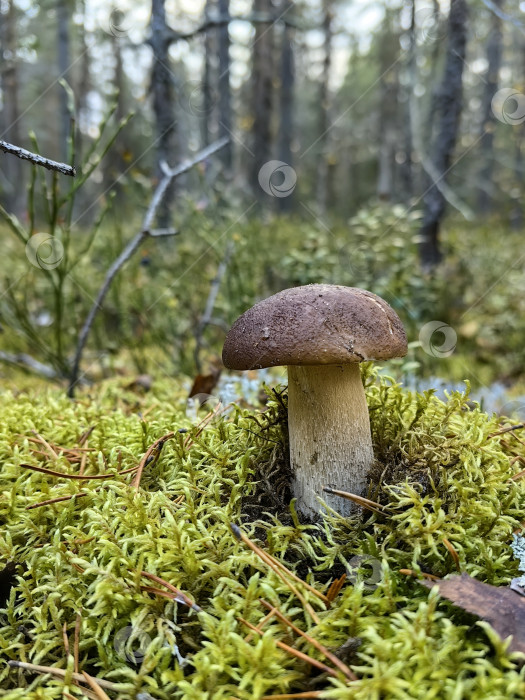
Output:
(149, 0), (177, 227)
(376, 10), (400, 202)
(400, 0), (415, 203)
(218, 0), (232, 170)
(0, 0), (23, 215)
(478, 0), (503, 213)
(419, 0), (468, 270)
(250, 0), (274, 196)
(57, 0), (72, 162)
(278, 0), (295, 212)
(316, 0), (333, 214)
(202, 0), (215, 147)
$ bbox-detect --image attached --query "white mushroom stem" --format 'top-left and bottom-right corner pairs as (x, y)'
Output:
(287, 363), (374, 518)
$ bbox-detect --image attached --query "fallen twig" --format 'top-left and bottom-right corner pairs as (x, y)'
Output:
(488, 423), (525, 438)
(244, 605), (278, 643)
(261, 694), (322, 699)
(78, 426), (95, 446)
(20, 463), (123, 480)
(74, 613), (81, 674)
(259, 598), (357, 681)
(231, 523), (324, 623)
(399, 569), (440, 581)
(323, 487), (386, 516)
(26, 493), (88, 509)
(443, 538), (461, 572)
(132, 432), (174, 488)
(82, 671), (112, 700)
(140, 570), (201, 611)
(239, 618), (336, 675)
(7, 661), (121, 692)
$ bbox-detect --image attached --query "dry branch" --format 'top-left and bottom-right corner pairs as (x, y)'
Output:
(0, 139), (76, 176)
(68, 136), (229, 397)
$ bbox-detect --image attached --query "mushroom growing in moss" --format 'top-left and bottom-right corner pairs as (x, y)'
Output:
(222, 284), (407, 517)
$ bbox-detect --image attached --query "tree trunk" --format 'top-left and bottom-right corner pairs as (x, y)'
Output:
(511, 30), (525, 230)
(201, 0), (214, 147)
(75, 0), (91, 161)
(103, 31), (126, 203)
(419, 0), (468, 270)
(316, 0), (333, 215)
(217, 0), (232, 171)
(0, 0), (23, 215)
(400, 0), (415, 202)
(278, 0), (294, 212)
(477, 0), (503, 214)
(57, 0), (71, 162)
(250, 0), (274, 196)
(376, 11), (400, 202)
(150, 0), (177, 227)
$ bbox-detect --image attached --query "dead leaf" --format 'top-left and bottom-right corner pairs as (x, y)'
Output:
(188, 368), (221, 401)
(422, 573), (525, 655)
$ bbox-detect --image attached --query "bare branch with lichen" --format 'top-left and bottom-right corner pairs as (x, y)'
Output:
(0, 139), (76, 177)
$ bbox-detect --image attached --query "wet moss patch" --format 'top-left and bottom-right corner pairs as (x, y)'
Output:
(0, 370), (524, 699)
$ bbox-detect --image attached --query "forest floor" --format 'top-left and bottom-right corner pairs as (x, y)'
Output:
(0, 368), (524, 699)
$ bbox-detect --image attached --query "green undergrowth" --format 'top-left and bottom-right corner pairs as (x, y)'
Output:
(0, 368), (525, 699)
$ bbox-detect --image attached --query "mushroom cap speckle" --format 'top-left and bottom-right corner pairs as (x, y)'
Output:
(222, 284), (407, 370)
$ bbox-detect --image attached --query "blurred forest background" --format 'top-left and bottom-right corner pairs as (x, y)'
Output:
(0, 0), (524, 413)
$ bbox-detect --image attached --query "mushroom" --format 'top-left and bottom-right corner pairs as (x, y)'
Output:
(222, 284), (407, 517)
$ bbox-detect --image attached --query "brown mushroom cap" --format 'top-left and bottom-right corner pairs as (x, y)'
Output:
(222, 284), (407, 370)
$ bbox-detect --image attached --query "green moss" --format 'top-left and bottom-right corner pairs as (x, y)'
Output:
(0, 370), (524, 699)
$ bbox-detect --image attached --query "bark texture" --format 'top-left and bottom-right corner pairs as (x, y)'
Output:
(57, 0), (71, 162)
(287, 364), (374, 518)
(0, 0), (23, 214)
(316, 0), (333, 214)
(150, 0), (177, 227)
(478, 0), (503, 214)
(278, 0), (294, 212)
(250, 0), (274, 195)
(419, 0), (468, 269)
(218, 0), (232, 170)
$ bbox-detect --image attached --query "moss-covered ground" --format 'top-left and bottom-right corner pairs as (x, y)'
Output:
(1, 368), (525, 699)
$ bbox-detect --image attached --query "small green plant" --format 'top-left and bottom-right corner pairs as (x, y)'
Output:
(0, 91), (131, 378)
